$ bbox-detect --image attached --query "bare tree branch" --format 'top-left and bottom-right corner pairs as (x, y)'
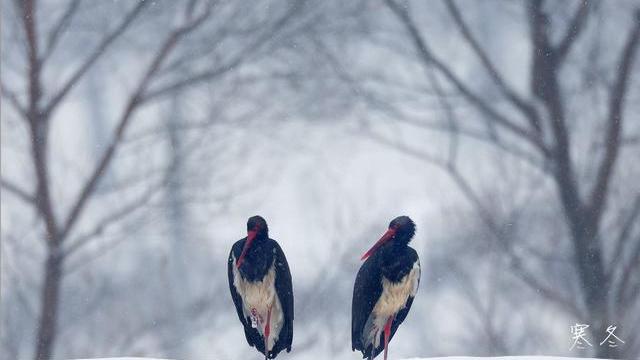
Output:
(608, 195), (640, 279)
(555, 0), (591, 64)
(44, 1), (149, 116)
(142, 1), (302, 102)
(142, 59), (241, 102)
(444, 0), (543, 135)
(19, 0), (60, 246)
(20, 0), (41, 119)
(58, 7), (211, 242)
(363, 128), (444, 166)
(41, 0), (81, 62)
(1, 237), (39, 318)
(0, 81), (28, 118)
(528, 0), (585, 230)
(318, 36), (550, 173)
(0, 176), (35, 205)
(446, 162), (582, 318)
(384, 0), (549, 156)
(62, 175), (165, 257)
(588, 11), (640, 224)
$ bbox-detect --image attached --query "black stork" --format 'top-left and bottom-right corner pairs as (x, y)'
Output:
(228, 216), (293, 359)
(352, 216), (420, 360)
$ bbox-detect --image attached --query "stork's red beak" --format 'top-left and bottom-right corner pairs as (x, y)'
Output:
(236, 229), (258, 268)
(361, 228), (396, 260)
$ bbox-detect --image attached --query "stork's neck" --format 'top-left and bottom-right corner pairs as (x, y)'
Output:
(251, 234), (268, 245)
(392, 235), (411, 249)
(239, 242), (275, 281)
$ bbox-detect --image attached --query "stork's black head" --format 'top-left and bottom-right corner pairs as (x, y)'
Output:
(236, 215), (269, 268)
(247, 215), (268, 239)
(361, 215), (416, 260)
(389, 215), (416, 246)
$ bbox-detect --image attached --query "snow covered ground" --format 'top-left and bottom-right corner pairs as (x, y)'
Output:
(75, 357), (609, 360)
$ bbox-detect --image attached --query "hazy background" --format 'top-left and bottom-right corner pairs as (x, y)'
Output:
(1, 0), (639, 359)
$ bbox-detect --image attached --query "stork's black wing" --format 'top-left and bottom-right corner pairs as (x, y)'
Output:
(270, 240), (294, 355)
(351, 256), (383, 353)
(227, 240), (256, 347)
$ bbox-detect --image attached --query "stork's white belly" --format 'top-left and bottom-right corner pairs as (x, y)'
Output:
(232, 256), (283, 351)
(366, 260), (420, 348)
(373, 264), (420, 318)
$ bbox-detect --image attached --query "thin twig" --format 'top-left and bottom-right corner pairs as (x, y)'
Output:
(608, 195), (640, 280)
(44, 1), (149, 116)
(1, 176), (35, 204)
(142, 1), (301, 102)
(41, 0), (81, 62)
(555, 0), (592, 64)
(0, 81), (28, 118)
(444, 0), (543, 135)
(58, 5), (211, 242)
(384, 0), (549, 157)
(588, 10), (640, 224)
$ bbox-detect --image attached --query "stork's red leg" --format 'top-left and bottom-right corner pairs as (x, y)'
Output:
(383, 315), (394, 360)
(264, 306), (272, 360)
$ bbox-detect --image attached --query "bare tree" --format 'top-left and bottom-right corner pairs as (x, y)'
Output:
(0, 0), (309, 358)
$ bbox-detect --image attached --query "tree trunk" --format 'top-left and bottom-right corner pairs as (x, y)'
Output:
(569, 213), (620, 358)
(34, 249), (63, 360)
(553, 164), (618, 357)
(29, 112), (65, 360)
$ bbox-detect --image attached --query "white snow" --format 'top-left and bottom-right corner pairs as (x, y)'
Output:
(75, 357), (607, 360)
(402, 358), (605, 360)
